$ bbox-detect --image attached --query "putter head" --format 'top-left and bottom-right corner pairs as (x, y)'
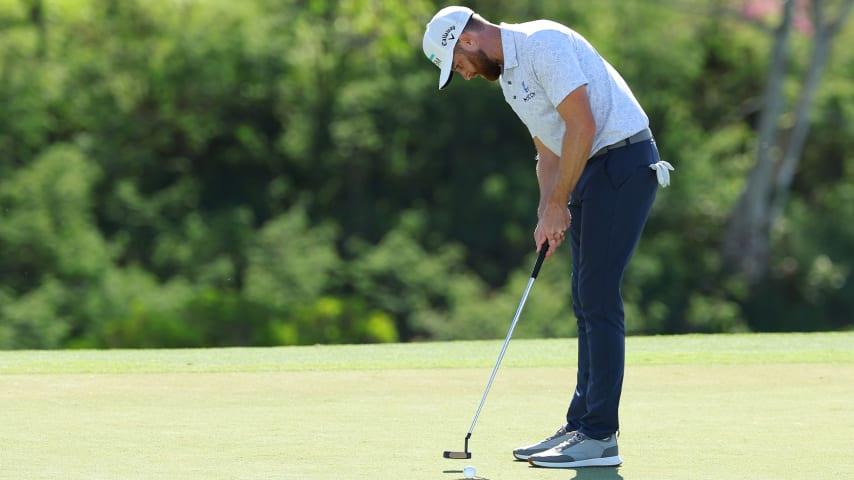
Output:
(443, 450), (472, 459)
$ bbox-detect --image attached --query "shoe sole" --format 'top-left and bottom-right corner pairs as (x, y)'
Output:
(513, 452), (538, 461)
(528, 455), (622, 468)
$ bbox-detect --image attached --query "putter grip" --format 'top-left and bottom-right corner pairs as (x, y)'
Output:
(531, 241), (548, 279)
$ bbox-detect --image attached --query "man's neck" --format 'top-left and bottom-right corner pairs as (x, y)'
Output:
(485, 24), (504, 69)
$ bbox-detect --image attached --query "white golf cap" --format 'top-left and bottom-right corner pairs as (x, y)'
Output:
(422, 6), (474, 90)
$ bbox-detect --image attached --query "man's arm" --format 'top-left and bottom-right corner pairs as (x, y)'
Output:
(534, 137), (559, 219)
(535, 84), (596, 258)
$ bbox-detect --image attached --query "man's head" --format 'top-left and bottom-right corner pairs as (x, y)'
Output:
(422, 6), (502, 89)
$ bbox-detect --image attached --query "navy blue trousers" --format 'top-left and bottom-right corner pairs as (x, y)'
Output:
(564, 139), (659, 439)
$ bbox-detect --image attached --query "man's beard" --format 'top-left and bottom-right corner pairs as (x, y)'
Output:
(470, 48), (502, 81)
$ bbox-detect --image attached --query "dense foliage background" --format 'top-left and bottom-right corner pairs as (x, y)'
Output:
(1, 0), (852, 349)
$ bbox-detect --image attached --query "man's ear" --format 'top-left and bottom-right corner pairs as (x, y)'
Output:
(457, 32), (477, 51)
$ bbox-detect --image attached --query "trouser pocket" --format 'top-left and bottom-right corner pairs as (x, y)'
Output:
(604, 140), (659, 190)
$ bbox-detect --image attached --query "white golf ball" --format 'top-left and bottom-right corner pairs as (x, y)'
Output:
(463, 465), (476, 479)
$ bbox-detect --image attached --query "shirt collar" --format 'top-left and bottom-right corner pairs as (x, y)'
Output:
(499, 23), (519, 72)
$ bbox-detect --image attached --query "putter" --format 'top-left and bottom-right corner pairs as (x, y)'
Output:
(443, 242), (549, 459)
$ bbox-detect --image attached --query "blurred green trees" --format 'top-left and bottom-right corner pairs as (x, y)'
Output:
(0, 0), (852, 349)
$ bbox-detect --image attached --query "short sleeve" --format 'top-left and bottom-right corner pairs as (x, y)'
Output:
(527, 31), (588, 107)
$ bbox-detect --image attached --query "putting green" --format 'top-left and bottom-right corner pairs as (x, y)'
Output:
(0, 333), (851, 479)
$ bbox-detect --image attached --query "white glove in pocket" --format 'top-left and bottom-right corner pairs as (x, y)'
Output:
(649, 161), (675, 187)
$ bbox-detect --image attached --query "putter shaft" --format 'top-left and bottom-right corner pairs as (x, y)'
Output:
(444, 244), (548, 459)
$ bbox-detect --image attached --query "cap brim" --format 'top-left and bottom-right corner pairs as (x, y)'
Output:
(438, 61), (453, 90)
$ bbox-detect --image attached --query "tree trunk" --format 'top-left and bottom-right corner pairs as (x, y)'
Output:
(722, 0), (854, 284)
(770, 0), (854, 222)
(722, 0), (795, 283)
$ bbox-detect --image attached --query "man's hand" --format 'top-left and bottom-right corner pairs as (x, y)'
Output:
(535, 202), (571, 258)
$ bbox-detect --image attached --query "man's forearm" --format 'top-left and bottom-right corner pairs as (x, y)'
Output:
(549, 126), (593, 208)
(536, 153), (560, 218)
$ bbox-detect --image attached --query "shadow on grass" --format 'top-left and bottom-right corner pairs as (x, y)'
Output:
(443, 466), (621, 479)
(442, 470), (491, 480)
(564, 467), (623, 480)
(511, 459), (623, 480)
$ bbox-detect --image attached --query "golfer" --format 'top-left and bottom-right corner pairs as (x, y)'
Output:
(423, 6), (673, 468)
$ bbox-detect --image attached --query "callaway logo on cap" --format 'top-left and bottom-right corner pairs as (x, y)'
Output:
(422, 6), (474, 90)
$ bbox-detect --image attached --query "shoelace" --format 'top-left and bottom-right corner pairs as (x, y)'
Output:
(543, 425), (569, 441)
(554, 431), (586, 451)
(649, 160), (675, 187)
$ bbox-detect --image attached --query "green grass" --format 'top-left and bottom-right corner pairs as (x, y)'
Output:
(2, 332), (851, 374)
(0, 332), (852, 480)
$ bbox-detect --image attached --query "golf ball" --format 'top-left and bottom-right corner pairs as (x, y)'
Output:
(463, 465), (476, 479)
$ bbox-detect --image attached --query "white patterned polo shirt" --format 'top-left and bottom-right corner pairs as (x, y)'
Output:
(498, 21), (649, 157)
